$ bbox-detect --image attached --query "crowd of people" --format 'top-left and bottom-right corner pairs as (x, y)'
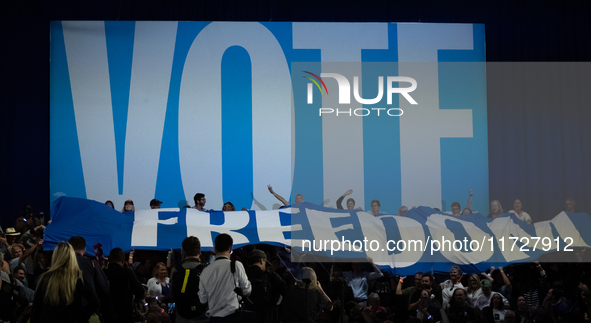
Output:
(0, 194), (588, 323)
(99, 187), (577, 224)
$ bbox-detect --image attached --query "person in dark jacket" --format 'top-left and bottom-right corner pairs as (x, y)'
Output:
(281, 267), (333, 323)
(246, 249), (287, 323)
(445, 288), (477, 323)
(104, 248), (145, 323)
(69, 236), (110, 320)
(542, 288), (571, 321)
(31, 242), (100, 323)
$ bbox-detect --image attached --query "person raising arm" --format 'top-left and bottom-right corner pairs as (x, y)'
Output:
(268, 185), (289, 207)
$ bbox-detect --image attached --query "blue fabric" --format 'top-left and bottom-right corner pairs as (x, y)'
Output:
(45, 197), (591, 275)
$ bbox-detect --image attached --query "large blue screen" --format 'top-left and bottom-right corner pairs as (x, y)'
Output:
(50, 22), (487, 214)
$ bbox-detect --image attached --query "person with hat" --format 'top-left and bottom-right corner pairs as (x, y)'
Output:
(150, 199), (163, 209)
(104, 247), (145, 323)
(0, 228), (15, 256)
(245, 249), (286, 323)
(122, 200), (135, 213)
(474, 278), (509, 310)
(1, 228), (20, 271)
(4, 227), (21, 247)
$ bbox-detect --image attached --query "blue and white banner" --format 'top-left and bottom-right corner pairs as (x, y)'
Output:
(51, 21), (488, 216)
(46, 197), (591, 275)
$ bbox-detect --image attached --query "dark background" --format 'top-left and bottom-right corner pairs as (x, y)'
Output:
(1, 0), (590, 228)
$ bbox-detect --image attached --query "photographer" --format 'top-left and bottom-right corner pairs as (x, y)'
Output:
(198, 233), (251, 323)
(15, 204), (43, 235)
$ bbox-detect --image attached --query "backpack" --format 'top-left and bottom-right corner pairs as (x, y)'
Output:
(171, 262), (207, 319)
(246, 276), (273, 310)
(229, 260), (258, 323)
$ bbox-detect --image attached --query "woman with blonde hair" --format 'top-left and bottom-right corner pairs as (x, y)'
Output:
(440, 265), (465, 309)
(488, 200), (504, 219)
(281, 267), (333, 323)
(466, 274), (483, 306)
(147, 261), (171, 302)
(31, 242), (99, 322)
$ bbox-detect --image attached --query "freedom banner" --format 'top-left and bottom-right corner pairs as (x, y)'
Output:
(45, 197), (591, 275)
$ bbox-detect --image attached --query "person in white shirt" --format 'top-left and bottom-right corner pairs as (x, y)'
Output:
(466, 274), (484, 307)
(509, 199), (532, 224)
(489, 293), (507, 323)
(342, 257), (383, 306)
(440, 266), (466, 309)
(146, 262), (170, 301)
(474, 279), (509, 310)
(198, 233), (251, 323)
